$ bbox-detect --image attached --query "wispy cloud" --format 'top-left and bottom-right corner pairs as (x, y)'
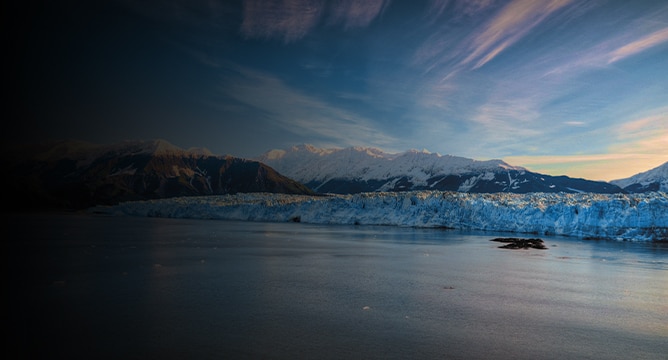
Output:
(409, 0), (579, 125)
(473, 99), (541, 126)
(240, 0), (389, 42)
(460, 0), (573, 69)
(544, 26), (668, 77)
(617, 111), (667, 135)
(218, 65), (397, 148)
(465, 98), (544, 154)
(425, 0), (495, 21)
(612, 110), (668, 156)
(608, 27), (668, 64)
(505, 108), (668, 180)
(240, 0), (324, 42)
(326, 0), (390, 29)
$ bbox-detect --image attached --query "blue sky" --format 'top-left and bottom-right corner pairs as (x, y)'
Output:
(8, 0), (667, 180)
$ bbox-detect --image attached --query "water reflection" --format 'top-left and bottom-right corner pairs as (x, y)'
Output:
(8, 214), (668, 359)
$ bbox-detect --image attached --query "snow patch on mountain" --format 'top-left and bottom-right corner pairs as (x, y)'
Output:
(256, 144), (524, 187)
(98, 191), (668, 241)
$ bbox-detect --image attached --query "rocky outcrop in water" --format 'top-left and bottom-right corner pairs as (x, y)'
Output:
(491, 238), (547, 250)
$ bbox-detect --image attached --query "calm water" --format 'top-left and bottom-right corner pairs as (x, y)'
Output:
(7, 213), (668, 359)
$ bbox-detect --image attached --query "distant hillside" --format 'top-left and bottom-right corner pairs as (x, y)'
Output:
(5, 139), (314, 210)
(611, 161), (668, 193)
(257, 144), (624, 194)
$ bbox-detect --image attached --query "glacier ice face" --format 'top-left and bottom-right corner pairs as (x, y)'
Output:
(99, 191), (668, 241)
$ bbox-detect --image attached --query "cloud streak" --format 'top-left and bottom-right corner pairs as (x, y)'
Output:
(608, 27), (668, 64)
(544, 25), (668, 78)
(409, 0), (580, 135)
(218, 65), (398, 148)
(241, 0), (324, 42)
(240, 0), (389, 42)
(460, 0), (573, 69)
(425, 0), (495, 21)
(326, 0), (390, 29)
(613, 110), (668, 157)
(505, 108), (668, 180)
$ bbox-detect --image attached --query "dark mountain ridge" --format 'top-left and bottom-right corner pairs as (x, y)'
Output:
(8, 140), (661, 211)
(5, 139), (314, 210)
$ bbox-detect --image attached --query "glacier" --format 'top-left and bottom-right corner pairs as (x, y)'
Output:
(94, 191), (668, 241)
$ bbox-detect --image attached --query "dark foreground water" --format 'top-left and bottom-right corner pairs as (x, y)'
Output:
(7, 213), (668, 359)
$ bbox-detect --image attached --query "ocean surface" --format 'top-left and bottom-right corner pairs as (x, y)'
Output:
(7, 213), (668, 359)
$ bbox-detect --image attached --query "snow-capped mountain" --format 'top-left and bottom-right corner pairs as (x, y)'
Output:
(611, 161), (668, 193)
(256, 145), (623, 194)
(102, 191), (668, 241)
(6, 139), (314, 210)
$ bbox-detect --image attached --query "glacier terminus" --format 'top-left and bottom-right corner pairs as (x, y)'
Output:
(97, 191), (668, 242)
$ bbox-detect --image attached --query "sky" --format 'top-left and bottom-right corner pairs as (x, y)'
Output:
(7, 0), (668, 181)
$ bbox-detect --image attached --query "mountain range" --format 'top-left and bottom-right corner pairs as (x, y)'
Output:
(5, 140), (666, 210)
(4, 139), (313, 210)
(257, 144), (627, 194)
